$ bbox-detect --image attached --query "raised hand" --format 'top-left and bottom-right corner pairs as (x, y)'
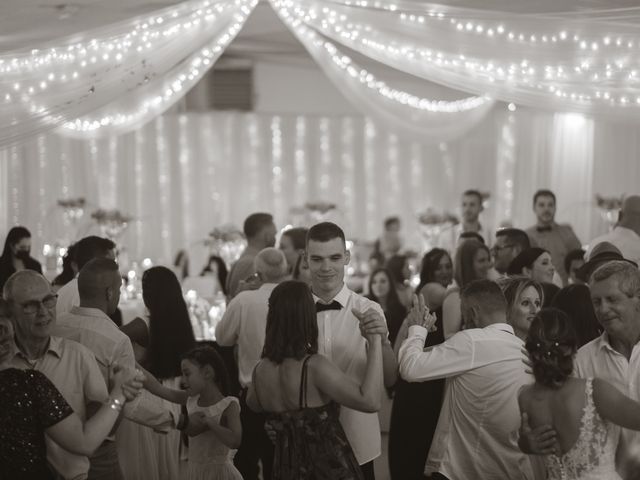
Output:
(518, 412), (557, 455)
(352, 307), (388, 340)
(406, 294), (437, 331)
(110, 363), (144, 402)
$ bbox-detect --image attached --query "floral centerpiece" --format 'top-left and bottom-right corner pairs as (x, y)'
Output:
(206, 224), (246, 268)
(417, 208), (459, 252)
(185, 289), (226, 341)
(596, 194), (624, 231)
(91, 209), (132, 240)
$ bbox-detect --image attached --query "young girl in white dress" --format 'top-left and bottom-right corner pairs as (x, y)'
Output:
(143, 346), (243, 480)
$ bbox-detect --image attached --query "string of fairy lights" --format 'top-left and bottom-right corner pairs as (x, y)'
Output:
(273, 0), (640, 109)
(272, 0), (490, 113)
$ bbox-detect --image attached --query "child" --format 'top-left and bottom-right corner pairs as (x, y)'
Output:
(143, 346), (243, 480)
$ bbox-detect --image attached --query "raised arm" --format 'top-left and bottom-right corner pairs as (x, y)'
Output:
(47, 365), (143, 456)
(442, 291), (462, 340)
(313, 334), (383, 413)
(138, 364), (188, 405)
(593, 378), (640, 431)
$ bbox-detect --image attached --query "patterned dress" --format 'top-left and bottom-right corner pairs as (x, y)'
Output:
(255, 355), (363, 480)
(546, 379), (621, 480)
(0, 368), (73, 479)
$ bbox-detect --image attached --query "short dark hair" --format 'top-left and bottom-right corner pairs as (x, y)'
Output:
(533, 189), (556, 205)
(243, 213), (274, 239)
(495, 228), (531, 251)
(384, 216), (400, 229)
(182, 346), (230, 396)
(306, 222), (346, 248)
(77, 257), (119, 300)
(564, 249), (586, 276)
(459, 232), (485, 244)
(262, 281), (318, 364)
(74, 236), (116, 271)
(462, 189), (483, 203)
(460, 279), (507, 327)
(525, 308), (577, 389)
(282, 227), (308, 251)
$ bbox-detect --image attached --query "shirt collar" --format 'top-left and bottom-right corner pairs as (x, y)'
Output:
(485, 323), (515, 335)
(70, 305), (111, 320)
(312, 283), (350, 307)
(15, 335), (63, 361)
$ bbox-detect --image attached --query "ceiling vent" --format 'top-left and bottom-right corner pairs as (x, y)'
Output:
(184, 58), (254, 111)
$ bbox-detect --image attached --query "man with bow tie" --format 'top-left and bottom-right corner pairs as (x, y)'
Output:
(306, 222), (398, 480)
(525, 189), (582, 285)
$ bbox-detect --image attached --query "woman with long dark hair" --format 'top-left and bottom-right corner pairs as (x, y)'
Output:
(551, 284), (602, 348)
(366, 268), (407, 347)
(388, 249), (452, 480)
(0, 226), (42, 291)
(247, 281), (383, 480)
(117, 266), (196, 480)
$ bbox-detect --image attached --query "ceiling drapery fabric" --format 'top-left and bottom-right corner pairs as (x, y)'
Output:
(0, 0), (257, 146)
(275, 0), (640, 120)
(271, 1), (494, 141)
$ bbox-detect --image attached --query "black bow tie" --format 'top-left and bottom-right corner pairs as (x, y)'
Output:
(315, 300), (343, 313)
(537, 225), (553, 233)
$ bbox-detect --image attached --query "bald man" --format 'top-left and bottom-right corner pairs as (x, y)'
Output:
(215, 247), (289, 480)
(5, 270), (108, 480)
(587, 195), (640, 266)
(53, 258), (175, 480)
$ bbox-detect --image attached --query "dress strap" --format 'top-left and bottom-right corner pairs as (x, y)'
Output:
(299, 355), (313, 409)
(251, 361), (265, 411)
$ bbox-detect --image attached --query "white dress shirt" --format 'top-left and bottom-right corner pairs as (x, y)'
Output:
(313, 284), (384, 466)
(586, 226), (640, 265)
(575, 333), (640, 476)
(215, 283), (277, 388)
(54, 306), (175, 433)
(399, 323), (536, 480)
(56, 277), (80, 317)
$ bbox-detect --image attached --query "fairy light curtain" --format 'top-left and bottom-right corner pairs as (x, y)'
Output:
(270, 2), (495, 140)
(0, 0), (257, 146)
(0, 109), (632, 266)
(272, 0), (640, 119)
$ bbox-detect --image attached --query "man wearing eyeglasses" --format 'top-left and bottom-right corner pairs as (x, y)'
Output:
(491, 228), (531, 278)
(5, 270), (108, 480)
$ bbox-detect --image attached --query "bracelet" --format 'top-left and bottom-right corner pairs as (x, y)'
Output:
(108, 397), (124, 412)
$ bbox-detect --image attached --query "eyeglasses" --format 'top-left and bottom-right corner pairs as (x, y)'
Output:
(18, 294), (58, 315)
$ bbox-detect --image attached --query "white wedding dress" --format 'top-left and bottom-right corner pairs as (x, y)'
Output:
(546, 379), (621, 480)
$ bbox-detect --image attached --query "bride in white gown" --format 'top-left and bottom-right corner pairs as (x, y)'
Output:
(519, 309), (640, 480)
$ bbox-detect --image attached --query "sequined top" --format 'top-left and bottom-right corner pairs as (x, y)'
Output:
(0, 368), (73, 479)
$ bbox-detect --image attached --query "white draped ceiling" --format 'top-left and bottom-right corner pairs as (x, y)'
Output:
(5, 0), (640, 145)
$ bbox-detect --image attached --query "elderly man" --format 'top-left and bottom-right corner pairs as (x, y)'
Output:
(215, 247), (289, 480)
(575, 261), (640, 479)
(399, 280), (537, 480)
(53, 258), (175, 479)
(5, 270), (108, 480)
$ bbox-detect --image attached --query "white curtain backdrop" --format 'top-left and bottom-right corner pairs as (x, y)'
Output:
(0, 108), (631, 267)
